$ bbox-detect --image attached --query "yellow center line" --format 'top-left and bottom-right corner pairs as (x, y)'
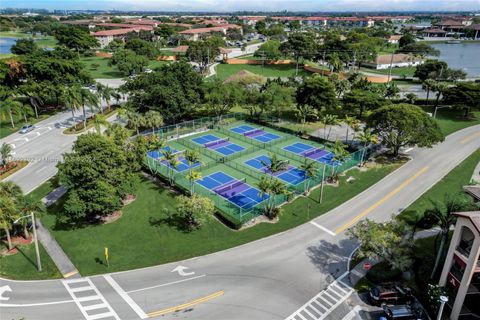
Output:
(147, 290), (224, 318)
(335, 166), (429, 234)
(460, 132), (480, 144)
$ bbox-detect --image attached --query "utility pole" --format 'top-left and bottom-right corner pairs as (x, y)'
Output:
(319, 164), (327, 203)
(31, 212), (42, 271)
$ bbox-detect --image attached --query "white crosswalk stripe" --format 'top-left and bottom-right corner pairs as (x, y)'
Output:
(285, 273), (354, 320)
(63, 278), (120, 320)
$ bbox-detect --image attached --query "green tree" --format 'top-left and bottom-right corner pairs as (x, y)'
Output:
(57, 134), (137, 224)
(161, 148), (179, 185)
(442, 82), (480, 118)
(343, 89), (384, 119)
(54, 25), (99, 52)
(398, 33), (416, 48)
(143, 110), (164, 134)
(261, 154), (289, 175)
(295, 104), (318, 134)
(175, 194), (215, 230)
(184, 149), (202, 194)
(118, 109), (145, 135)
(18, 196), (44, 239)
(0, 195), (17, 250)
(280, 32), (318, 75)
(78, 87), (99, 129)
(415, 60), (448, 81)
(125, 38), (159, 59)
(327, 52), (343, 72)
(92, 114), (110, 134)
(0, 143), (13, 166)
(397, 43), (440, 57)
(254, 40), (282, 60)
(109, 49), (149, 76)
(357, 128), (379, 166)
(431, 82), (448, 108)
(347, 219), (413, 272)
(0, 98), (21, 127)
(330, 140), (349, 181)
(299, 159), (317, 194)
(203, 79), (244, 118)
(384, 83), (400, 100)
(10, 38), (39, 55)
(321, 114), (340, 141)
(63, 85), (83, 118)
(419, 193), (478, 279)
(367, 103), (444, 156)
(95, 83), (115, 112)
(296, 76), (338, 114)
(343, 115), (359, 143)
(186, 38), (223, 74)
(422, 79), (437, 104)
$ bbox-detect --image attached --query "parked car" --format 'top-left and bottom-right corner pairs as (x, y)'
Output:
(381, 301), (430, 320)
(19, 124), (35, 134)
(369, 283), (413, 306)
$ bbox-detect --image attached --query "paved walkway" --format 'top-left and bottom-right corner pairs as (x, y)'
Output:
(37, 186), (80, 279)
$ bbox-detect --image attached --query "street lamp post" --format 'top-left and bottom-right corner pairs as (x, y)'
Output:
(436, 295), (449, 320)
(14, 212), (42, 272)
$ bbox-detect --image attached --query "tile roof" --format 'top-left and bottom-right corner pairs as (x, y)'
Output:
(453, 211), (480, 233)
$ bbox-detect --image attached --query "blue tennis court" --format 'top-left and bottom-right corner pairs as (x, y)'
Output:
(244, 155), (306, 185)
(197, 172), (268, 209)
(192, 134), (245, 156)
(283, 142), (339, 166)
(147, 147), (200, 172)
(230, 125), (281, 143)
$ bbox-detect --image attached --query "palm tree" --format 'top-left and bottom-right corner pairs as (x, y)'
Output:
(343, 115), (358, 143)
(330, 140), (349, 182)
(18, 196), (44, 239)
(92, 114), (110, 134)
(63, 85), (82, 119)
(0, 98), (22, 128)
(299, 159), (317, 194)
(15, 103), (34, 124)
(327, 52), (343, 72)
(295, 105), (317, 134)
(261, 154), (289, 175)
(186, 170), (202, 195)
(144, 110), (164, 135)
(321, 114), (339, 141)
(119, 109), (145, 135)
(0, 143), (13, 167)
(432, 82), (448, 109)
(0, 195), (16, 250)
(422, 194), (478, 279)
(257, 176), (288, 219)
(78, 88), (99, 129)
(257, 176), (273, 217)
(357, 128), (379, 166)
(162, 149), (179, 185)
(422, 79), (437, 105)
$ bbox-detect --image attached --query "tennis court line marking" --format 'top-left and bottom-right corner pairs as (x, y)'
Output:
(126, 275), (206, 294)
(460, 132), (480, 144)
(335, 166), (429, 234)
(310, 221), (336, 236)
(104, 274), (148, 319)
(146, 290), (224, 318)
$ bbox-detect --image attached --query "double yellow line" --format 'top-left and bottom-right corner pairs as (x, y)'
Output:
(335, 166), (429, 234)
(147, 290), (224, 318)
(460, 132), (480, 144)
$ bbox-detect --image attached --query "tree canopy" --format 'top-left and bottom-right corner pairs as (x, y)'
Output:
(296, 75), (338, 114)
(442, 82), (480, 117)
(254, 40), (282, 60)
(10, 38), (39, 55)
(367, 103), (444, 156)
(54, 25), (99, 52)
(109, 49), (149, 76)
(124, 38), (159, 59)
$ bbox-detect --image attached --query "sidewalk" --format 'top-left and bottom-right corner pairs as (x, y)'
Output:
(38, 186), (80, 279)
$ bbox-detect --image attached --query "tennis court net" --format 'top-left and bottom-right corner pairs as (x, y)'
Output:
(215, 178), (247, 194)
(205, 138), (230, 148)
(244, 128), (263, 137)
(303, 148), (321, 157)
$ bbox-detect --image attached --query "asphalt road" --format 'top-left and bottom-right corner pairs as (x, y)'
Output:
(1, 125), (478, 320)
(0, 102), (123, 194)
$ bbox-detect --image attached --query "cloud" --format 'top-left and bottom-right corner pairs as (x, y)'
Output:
(2, 0), (479, 11)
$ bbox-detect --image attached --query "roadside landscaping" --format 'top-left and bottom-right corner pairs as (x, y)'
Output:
(430, 108), (480, 136)
(0, 160), (28, 181)
(63, 108), (118, 134)
(30, 159), (402, 276)
(0, 114), (51, 139)
(80, 56), (170, 79)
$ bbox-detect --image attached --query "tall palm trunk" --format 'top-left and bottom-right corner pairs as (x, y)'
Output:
(430, 230), (449, 279)
(23, 223), (30, 239)
(9, 111), (15, 128)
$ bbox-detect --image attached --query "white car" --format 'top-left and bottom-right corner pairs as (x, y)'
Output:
(19, 124), (35, 134)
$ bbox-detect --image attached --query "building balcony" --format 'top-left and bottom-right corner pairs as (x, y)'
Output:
(454, 248), (480, 269)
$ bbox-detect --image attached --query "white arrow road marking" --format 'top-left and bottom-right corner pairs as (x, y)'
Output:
(171, 265), (195, 277)
(0, 285), (12, 301)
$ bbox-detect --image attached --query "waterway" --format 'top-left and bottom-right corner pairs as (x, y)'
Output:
(430, 42), (480, 78)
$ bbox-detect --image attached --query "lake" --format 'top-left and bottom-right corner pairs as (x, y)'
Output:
(431, 42), (480, 78)
(0, 37), (19, 54)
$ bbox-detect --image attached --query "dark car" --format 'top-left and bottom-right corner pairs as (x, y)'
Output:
(381, 301), (430, 320)
(369, 283), (413, 306)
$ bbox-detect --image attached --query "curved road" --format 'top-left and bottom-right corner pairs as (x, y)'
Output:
(1, 125), (479, 320)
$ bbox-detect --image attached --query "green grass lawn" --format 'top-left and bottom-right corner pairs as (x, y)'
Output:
(0, 114), (51, 139)
(36, 160), (401, 276)
(0, 242), (62, 280)
(80, 56), (170, 79)
(430, 108), (480, 136)
(359, 67), (416, 77)
(398, 149), (480, 226)
(215, 63), (310, 80)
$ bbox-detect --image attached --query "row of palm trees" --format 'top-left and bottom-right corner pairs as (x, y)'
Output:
(0, 181), (44, 251)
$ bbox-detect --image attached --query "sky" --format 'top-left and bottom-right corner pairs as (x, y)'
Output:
(1, 0), (479, 12)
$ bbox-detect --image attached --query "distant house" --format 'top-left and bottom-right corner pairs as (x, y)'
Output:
(239, 16), (266, 26)
(362, 54), (423, 70)
(92, 27), (153, 48)
(386, 35), (402, 44)
(421, 28), (448, 38)
(179, 24), (242, 41)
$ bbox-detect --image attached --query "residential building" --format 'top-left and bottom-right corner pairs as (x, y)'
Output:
(179, 24), (242, 41)
(421, 28), (448, 38)
(386, 35), (402, 44)
(239, 16), (266, 26)
(92, 27), (152, 48)
(361, 54), (423, 70)
(439, 210), (480, 320)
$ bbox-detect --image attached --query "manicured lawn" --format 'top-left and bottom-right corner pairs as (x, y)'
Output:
(215, 63), (310, 80)
(430, 109), (480, 136)
(39, 160), (401, 276)
(359, 67), (416, 77)
(80, 56), (171, 79)
(0, 31), (57, 49)
(0, 114), (51, 139)
(0, 242), (62, 280)
(398, 149), (480, 226)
